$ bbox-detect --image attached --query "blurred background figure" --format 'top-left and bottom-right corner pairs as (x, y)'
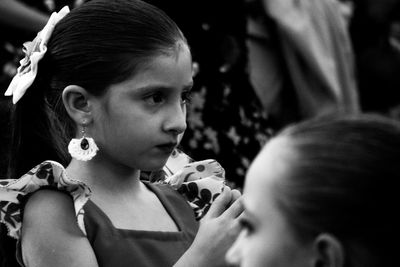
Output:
(227, 114), (400, 267)
(245, 0), (360, 128)
(348, 0), (400, 116)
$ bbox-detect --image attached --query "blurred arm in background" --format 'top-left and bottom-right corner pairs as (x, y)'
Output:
(0, 0), (48, 32)
(246, 0), (360, 126)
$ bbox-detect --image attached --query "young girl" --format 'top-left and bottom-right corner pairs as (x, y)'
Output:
(0, 1), (242, 266)
(226, 114), (400, 267)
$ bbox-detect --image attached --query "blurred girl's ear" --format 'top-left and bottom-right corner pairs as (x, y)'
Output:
(62, 85), (93, 125)
(313, 233), (345, 267)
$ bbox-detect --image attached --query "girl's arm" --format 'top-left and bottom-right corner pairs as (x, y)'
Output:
(0, 0), (48, 32)
(21, 190), (98, 267)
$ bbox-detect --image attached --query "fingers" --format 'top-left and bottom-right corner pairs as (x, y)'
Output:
(222, 196), (243, 219)
(229, 189), (241, 205)
(206, 186), (243, 220)
(205, 186), (233, 218)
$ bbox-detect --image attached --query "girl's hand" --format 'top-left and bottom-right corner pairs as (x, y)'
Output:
(175, 186), (243, 267)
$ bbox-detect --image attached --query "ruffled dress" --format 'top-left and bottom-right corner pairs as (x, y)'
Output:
(0, 150), (225, 266)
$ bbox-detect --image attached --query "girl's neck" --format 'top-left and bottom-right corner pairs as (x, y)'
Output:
(66, 157), (143, 196)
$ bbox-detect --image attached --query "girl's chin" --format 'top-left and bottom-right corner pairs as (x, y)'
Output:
(140, 158), (169, 172)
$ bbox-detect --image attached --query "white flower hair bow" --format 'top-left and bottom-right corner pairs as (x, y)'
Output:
(4, 6), (70, 104)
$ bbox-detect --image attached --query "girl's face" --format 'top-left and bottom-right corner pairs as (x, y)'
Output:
(91, 43), (193, 171)
(226, 139), (313, 267)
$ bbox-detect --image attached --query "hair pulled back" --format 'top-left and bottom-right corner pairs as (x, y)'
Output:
(273, 114), (400, 267)
(8, 0), (186, 178)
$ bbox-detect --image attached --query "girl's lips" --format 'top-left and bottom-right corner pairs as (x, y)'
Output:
(155, 143), (177, 153)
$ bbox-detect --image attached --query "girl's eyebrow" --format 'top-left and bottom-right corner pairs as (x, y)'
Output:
(135, 82), (194, 93)
(241, 201), (258, 224)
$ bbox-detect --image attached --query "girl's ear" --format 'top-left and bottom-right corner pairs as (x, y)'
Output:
(62, 85), (93, 125)
(312, 233), (345, 267)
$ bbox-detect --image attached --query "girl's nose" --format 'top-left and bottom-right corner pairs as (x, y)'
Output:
(225, 233), (243, 266)
(163, 102), (187, 135)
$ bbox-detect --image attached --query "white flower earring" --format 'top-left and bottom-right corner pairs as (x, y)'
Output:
(68, 122), (99, 161)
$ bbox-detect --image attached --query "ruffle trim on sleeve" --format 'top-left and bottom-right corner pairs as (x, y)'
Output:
(151, 149), (226, 220)
(1, 151), (225, 239)
(0, 161), (91, 240)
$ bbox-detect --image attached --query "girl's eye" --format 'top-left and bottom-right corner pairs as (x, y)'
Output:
(239, 218), (254, 235)
(181, 90), (192, 105)
(144, 92), (164, 105)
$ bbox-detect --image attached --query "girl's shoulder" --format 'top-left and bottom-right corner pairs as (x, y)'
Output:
(0, 160), (91, 239)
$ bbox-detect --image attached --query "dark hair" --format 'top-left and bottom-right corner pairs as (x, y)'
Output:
(8, 0), (187, 179)
(272, 113), (400, 267)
